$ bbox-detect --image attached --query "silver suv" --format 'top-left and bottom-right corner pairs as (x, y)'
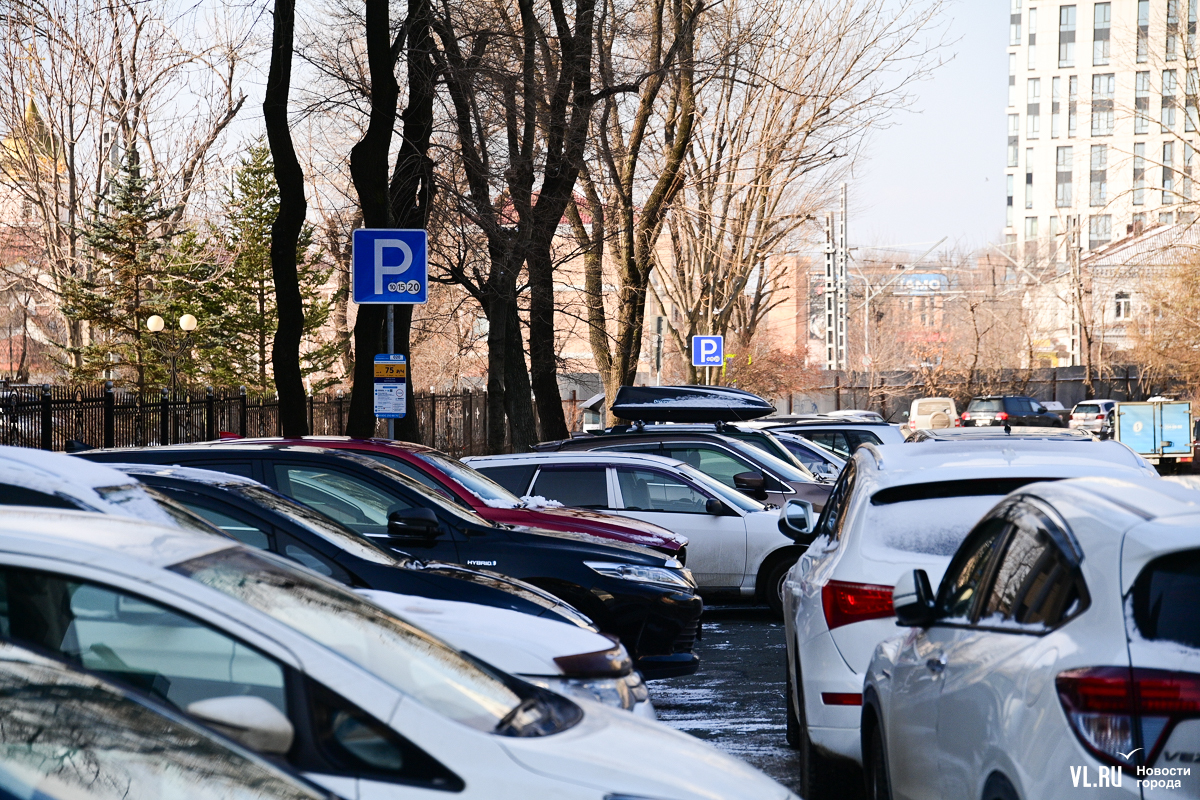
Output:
(1068, 398), (1116, 435)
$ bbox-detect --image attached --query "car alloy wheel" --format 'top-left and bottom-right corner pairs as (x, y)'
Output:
(764, 557), (795, 618)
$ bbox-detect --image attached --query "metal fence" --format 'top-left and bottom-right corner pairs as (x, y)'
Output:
(0, 383), (513, 456)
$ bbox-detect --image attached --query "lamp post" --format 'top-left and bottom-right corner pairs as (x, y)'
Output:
(146, 314), (197, 399)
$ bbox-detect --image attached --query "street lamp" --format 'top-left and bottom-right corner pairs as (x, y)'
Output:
(146, 314), (198, 398)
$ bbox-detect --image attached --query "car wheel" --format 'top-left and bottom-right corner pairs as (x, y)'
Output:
(982, 773), (1020, 800)
(785, 654), (801, 749)
(796, 660), (839, 799)
(763, 557), (796, 618)
(863, 717), (892, 800)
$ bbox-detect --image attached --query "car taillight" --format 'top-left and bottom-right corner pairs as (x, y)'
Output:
(996, 412), (1009, 421)
(960, 412), (971, 420)
(821, 580), (894, 630)
(908, 420), (916, 431)
(822, 692), (863, 706)
(1070, 414), (1078, 420)
(1056, 667), (1200, 767)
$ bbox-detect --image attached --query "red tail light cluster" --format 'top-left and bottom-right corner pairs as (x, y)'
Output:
(821, 580), (895, 630)
(1056, 667), (1200, 767)
(960, 412), (971, 421)
(995, 412), (1009, 421)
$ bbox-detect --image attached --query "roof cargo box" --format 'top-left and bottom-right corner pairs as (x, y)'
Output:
(610, 385), (775, 423)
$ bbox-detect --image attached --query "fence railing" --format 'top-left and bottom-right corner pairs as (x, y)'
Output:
(0, 384), (523, 456)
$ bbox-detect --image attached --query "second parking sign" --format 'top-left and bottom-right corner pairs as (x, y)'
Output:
(352, 229), (428, 304)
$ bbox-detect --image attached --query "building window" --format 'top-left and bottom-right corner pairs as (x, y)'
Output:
(1090, 144), (1108, 206)
(1025, 216), (1039, 238)
(1056, 146), (1074, 207)
(1050, 216), (1060, 238)
(1007, 174), (1015, 228)
(1161, 211), (1176, 224)
(1011, 2), (1023, 46)
(1132, 212), (1147, 232)
(1115, 291), (1132, 319)
(1138, 0), (1150, 63)
(1026, 147), (1035, 209)
(1091, 73), (1114, 136)
(1168, 0), (1181, 60)
(1163, 70), (1179, 132)
(1028, 7), (1038, 68)
(1051, 76), (1063, 138)
(1089, 214), (1112, 249)
(1134, 142), (1146, 205)
(1186, 141), (1194, 199)
(1058, 6), (1076, 67)
(1068, 75), (1078, 137)
(1009, 53), (1017, 107)
(1188, 69), (1199, 132)
(1135, 72), (1151, 134)
(1008, 114), (1020, 165)
(1027, 79), (1041, 138)
(1164, 141), (1177, 203)
(1092, 3), (1111, 65)
(1181, 210), (1197, 223)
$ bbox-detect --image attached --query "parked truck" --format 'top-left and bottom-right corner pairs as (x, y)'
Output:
(1113, 398), (1194, 471)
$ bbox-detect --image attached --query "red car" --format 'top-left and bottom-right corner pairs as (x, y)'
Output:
(211, 437), (688, 559)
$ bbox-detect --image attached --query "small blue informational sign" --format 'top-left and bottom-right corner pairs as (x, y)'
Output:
(352, 229), (428, 304)
(692, 335), (724, 367)
(374, 354), (407, 419)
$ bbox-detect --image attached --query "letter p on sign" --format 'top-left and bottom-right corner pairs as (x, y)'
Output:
(692, 335), (724, 367)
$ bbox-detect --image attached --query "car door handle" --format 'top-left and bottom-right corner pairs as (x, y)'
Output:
(926, 655), (946, 674)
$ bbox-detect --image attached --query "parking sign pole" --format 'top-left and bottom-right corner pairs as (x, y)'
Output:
(386, 305), (395, 440)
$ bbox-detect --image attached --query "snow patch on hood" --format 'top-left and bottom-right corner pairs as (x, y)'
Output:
(480, 497), (519, 509)
(520, 495), (564, 509)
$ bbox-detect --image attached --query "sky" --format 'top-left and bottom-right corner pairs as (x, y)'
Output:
(849, 1), (1009, 257)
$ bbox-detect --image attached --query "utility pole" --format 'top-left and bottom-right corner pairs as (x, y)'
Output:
(824, 183), (849, 371)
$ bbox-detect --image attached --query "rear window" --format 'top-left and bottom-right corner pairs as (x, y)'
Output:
(473, 464), (536, 495)
(871, 478), (1058, 505)
(859, 495), (1004, 557)
(916, 401), (953, 416)
(968, 398), (1004, 413)
(1074, 404), (1101, 414)
(1132, 549), (1200, 649)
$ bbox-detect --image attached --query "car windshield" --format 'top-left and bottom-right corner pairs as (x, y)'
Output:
(674, 463), (765, 513)
(413, 451), (523, 507)
(728, 437), (817, 482)
(172, 547), (530, 733)
(340, 454), (497, 528)
(0, 656), (328, 800)
(967, 398), (1004, 413)
(230, 484), (402, 566)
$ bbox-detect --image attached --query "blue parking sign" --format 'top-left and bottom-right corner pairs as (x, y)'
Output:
(692, 335), (724, 367)
(352, 229), (428, 304)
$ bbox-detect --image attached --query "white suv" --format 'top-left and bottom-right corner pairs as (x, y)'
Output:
(864, 475), (1200, 800)
(781, 439), (1158, 798)
(467, 451), (813, 613)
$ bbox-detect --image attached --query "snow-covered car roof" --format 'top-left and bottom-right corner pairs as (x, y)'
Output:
(0, 508), (230, 569)
(465, 451), (692, 469)
(853, 438), (1158, 491)
(110, 462), (262, 486)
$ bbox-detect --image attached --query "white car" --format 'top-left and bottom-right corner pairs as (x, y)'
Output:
(781, 438), (1158, 799)
(0, 509), (797, 800)
(466, 451), (815, 613)
(360, 590), (654, 717)
(864, 475), (1200, 800)
(904, 397), (958, 436)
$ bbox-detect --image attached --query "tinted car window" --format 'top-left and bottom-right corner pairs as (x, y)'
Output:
(358, 453), (457, 499)
(660, 446), (754, 488)
(530, 467), (608, 508)
(0, 567), (287, 715)
(0, 484), (80, 509)
(1074, 404), (1101, 415)
(979, 506), (1084, 628)
(616, 468), (709, 514)
(813, 460), (856, 540)
(844, 431), (883, 451)
(180, 500), (272, 549)
(182, 461), (255, 479)
(1132, 549), (1200, 649)
(805, 431), (852, 458)
(967, 398), (1003, 413)
(938, 517), (1008, 620)
(475, 464), (537, 496)
(274, 465), (412, 530)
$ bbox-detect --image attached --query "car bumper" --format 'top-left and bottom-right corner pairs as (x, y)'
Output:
(592, 583), (704, 680)
(800, 629), (865, 762)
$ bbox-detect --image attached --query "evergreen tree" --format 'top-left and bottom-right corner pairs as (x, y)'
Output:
(192, 142), (336, 392)
(62, 147), (178, 390)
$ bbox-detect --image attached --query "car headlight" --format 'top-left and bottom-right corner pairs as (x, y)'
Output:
(585, 561), (694, 589)
(523, 674), (637, 710)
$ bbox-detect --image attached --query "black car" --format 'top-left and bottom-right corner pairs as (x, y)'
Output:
(113, 462), (595, 630)
(960, 395), (1066, 428)
(81, 445), (702, 678)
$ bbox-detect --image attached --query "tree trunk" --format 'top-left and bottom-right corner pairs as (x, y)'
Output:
(527, 248), (568, 440)
(263, 0), (309, 437)
(503, 301), (537, 451)
(484, 293), (509, 454)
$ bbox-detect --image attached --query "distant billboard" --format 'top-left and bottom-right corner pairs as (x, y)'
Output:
(895, 273), (949, 294)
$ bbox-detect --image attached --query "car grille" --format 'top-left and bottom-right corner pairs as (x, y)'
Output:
(673, 616), (700, 653)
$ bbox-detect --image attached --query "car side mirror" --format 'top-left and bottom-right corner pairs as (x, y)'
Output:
(387, 507), (441, 538)
(893, 569), (936, 627)
(1035, 405), (1046, 414)
(733, 470), (769, 500)
(187, 696), (294, 755)
(777, 498), (815, 541)
(705, 498), (732, 516)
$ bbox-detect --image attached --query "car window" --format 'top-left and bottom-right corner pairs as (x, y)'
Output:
(779, 440), (839, 476)
(473, 464), (538, 495)
(915, 401), (952, 416)
(937, 517), (1008, 620)
(0, 659), (326, 800)
(529, 467), (609, 508)
(0, 567), (287, 716)
(1074, 404), (1101, 415)
(412, 451), (523, 507)
(805, 431), (852, 458)
(1132, 549), (1200, 649)
(660, 445), (754, 488)
(967, 398), (1004, 413)
(813, 460), (856, 540)
(274, 465), (412, 531)
(616, 468), (709, 514)
(845, 431), (883, 451)
(978, 505), (1085, 628)
(357, 453), (458, 500)
(183, 461), (256, 479)
(0, 484), (80, 509)
(178, 499), (272, 549)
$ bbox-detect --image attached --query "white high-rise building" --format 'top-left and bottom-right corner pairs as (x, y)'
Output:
(1006, 0), (1199, 264)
